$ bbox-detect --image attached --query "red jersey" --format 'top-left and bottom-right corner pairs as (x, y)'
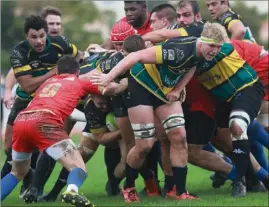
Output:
(231, 40), (263, 67)
(24, 74), (100, 121)
(119, 13), (152, 35)
(185, 77), (216, 119)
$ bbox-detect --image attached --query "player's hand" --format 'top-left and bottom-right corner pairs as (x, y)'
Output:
(145, 41), (154, 48)
(166, 90), (180, 102)
(3, 90), (14, 109)
(86, 44), (104, 52)
(90, 72), (112, 87)
(179, 87), (186, 103)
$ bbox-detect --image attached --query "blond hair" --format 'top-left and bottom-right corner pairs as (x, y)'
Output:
(200, 22), (228, 44)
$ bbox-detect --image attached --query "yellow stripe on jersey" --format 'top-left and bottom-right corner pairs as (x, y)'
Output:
(13, 65), (31, 74)
(155, 45), (163, 64)
(198, 50), (245, 90)
(71, 44), (78, 57)
(227, 19), (241, 31)
(52, 43), (64, 52)
(177, 28), (188, 36)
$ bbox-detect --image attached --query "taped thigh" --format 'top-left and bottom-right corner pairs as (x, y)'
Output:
(229, 111), (250, 141)
(12, 150), (32, 161)
(131, 123), (155, 139)
(161, 114), (185, 134)
(46, 139), (76, 160)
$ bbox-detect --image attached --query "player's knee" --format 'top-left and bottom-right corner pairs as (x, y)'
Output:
(229, 111), (250, 140)
(139, 147), (152, 159)
(161, 114), (185, 136)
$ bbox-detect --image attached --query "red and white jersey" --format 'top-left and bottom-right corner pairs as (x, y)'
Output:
(24, 74), (100, 121)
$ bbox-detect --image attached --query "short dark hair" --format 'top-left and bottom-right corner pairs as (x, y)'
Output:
(177, 0), (200, 15)
(41, 6), (62, 19)
(150, 4), (177, 23)
(124, 1), (147, 7)
(24, 15), (48, 34)
(57, 55), (79, 75)
(123, 35), (145, 53)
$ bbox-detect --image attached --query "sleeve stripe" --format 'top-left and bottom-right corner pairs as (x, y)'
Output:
(177, 28), (188, 36)
(155, 45), (163, 64)
(72, 44), (78, 57)
(228, 19), (241, 31)
(13, 65), (31, 74)
(51, 43), (64, 52)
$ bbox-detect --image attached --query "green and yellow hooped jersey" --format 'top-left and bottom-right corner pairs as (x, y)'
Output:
(196, 42), (258, 102)
(130, 36), (201, 103)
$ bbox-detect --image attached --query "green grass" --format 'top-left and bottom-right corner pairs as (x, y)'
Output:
(1, 136), (268, 206)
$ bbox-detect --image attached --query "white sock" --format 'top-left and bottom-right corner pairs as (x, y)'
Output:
(66, 184), (79, 193)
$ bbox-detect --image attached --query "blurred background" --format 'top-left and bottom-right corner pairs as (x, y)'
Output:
(0, 0), (268, 136)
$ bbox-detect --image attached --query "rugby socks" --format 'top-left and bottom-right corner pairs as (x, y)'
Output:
(172, 166), (188, 195)
(31, 152), (56, 191)
(48, 167), (69, 198)
(231, 140), (250, 182)
(1, 151), (12, 179)
(66, 168), (87, 193)
(1, 173), (19, 201)
(164, 175), (175, 192)
(147, 141), (161, 179)
(104, 147), (121, 181)
(256, 168), (269, 182)
(124, 164), (139, 189)
(248, 120), (268, 149)
(227, 165), (236, 180)
(250, 141), (268, 171)
(139, 166), (154, 181)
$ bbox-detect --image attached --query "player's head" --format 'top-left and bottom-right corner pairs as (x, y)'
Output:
(123, 35), (145, 55)
(24, 15), (48, 53)
(197, 22), (227, 60)
(91, 95), (110, 112)
(124, 1), (147, 28)
(150, 4), (177, 31)
(205, 0), (230, 20)
(176, 0), (201, 27)
(41, 6), (62, 36)
(56, 55), (80, 75)
(110, 21), (137, 51)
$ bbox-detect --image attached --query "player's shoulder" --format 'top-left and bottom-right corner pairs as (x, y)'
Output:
(219, 9), (241, 25)
(99, 52), (124, 74)
(50, 35), (70, 48)
(11, 40), (29, 57)
(166, 36), (197, 44)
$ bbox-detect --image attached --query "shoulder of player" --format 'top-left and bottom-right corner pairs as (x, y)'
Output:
(11, 40), (30, 57)
(49, 35), (71, 48)
(219, 9), (240, 24)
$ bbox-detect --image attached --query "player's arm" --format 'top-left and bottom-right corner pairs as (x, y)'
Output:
(228, 20), (246, 40)
(103, 78), (128, 95)
(105, 46), (157, 82)
(3, 68), (16, 108)
(92, 130), (121, 146)
(59, 35), (79, 57)
(142, 28), (182, 43)
(10, 49), (56, 94)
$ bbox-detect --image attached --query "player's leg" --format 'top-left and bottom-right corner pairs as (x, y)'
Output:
(228, 81), (264, 197)
(155, 101), (198, 200)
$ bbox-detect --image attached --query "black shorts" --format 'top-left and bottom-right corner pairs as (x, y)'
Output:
(183, 105), (216, 145)
(127, 75), (166, 109)
(7, 97), (30, 125)
(111, 91), (129, 118)
(215, 80), (264, 128)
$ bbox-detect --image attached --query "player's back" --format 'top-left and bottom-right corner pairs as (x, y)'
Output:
(26, 74), (91, 120)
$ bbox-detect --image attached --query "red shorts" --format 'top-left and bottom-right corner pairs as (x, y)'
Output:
(12, 111), (68, 153)
(254, 54), (269, 101)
